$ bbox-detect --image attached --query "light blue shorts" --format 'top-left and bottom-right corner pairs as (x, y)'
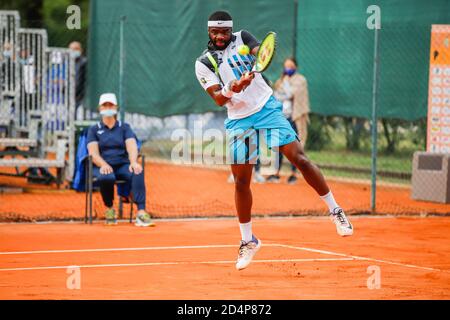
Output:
(224, 96), (299, 164)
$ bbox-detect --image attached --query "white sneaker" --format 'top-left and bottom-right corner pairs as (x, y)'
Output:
(330, 207), (353, 236)
(253, 171), (266, 183)
(235, 236), (262, 270)
(135, 212), (156, 227)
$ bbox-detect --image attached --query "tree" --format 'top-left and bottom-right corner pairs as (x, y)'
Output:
(381, 119), (403, 154)
(305, 114), (334, 151)
(1, 0), (90, 49)
(1, 0), (44, 28)
(42, 0), (89, 49)
(343, 117), (367, 151)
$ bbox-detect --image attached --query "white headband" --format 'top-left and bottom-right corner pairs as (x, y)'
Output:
(208, 20), (233, 28)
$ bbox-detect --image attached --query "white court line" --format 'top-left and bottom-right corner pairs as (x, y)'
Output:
(278, 244), (449, 273)
(0, 258), (354, 272)
(0, 244), (292, 255)
(0, 244), (250, 255)
(1, 243), (448, 274)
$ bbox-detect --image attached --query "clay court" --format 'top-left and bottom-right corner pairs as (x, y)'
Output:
(1, 162), (449, 222)
(1, 216), (450, 299)
(1, 161), (450, 299)
(1, 0), (450, 304)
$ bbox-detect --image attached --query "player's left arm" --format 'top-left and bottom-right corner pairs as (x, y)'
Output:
(241, 30), (260, 56)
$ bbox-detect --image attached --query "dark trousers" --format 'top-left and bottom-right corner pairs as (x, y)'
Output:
(93, 163), (146, 210)
(277, 117), (298, 173)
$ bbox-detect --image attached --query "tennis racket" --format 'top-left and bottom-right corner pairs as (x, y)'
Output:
(252, 31), (277, 73)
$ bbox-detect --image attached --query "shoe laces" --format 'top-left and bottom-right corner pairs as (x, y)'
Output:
(138, 212), (150, 220)
(238, 240), (256, 257)
(332, 208), (348, 225)
(105, 209), (115, 219)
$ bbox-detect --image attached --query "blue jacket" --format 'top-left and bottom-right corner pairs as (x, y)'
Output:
(72, 125), (142, 196)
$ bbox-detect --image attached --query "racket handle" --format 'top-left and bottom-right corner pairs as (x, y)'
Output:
(243, 71), (255, 78)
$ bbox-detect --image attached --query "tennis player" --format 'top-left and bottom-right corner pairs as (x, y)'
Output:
(195, 11), (353, 270)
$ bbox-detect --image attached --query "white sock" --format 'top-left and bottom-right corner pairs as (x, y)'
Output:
(239, 221), (253, 243)
(320, 191), (340, 213)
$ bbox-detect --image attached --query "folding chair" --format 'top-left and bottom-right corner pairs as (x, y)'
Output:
(84, 154), (145, 224)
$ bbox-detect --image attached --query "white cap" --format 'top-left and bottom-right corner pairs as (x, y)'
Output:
(99, 93), (118, 106)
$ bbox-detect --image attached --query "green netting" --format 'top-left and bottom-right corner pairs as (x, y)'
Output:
(87, 0), (295, 117)
(88, 0), (450, 119)
(296, 0), (450, 120)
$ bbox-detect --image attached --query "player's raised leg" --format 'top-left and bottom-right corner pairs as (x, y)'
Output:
(279, 140), (353, 236)
(231, 163), (262, 270)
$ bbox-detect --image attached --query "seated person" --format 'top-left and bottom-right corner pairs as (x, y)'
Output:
(86, 93), (154, 227)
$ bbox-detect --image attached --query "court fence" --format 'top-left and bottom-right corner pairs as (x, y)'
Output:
(0, 10), (449, 222)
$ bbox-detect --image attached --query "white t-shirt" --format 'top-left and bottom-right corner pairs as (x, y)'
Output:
(195, 30), (273, 120)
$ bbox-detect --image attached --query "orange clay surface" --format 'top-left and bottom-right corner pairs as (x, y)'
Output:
(0, 162), (449, 221)
(0, 216), (449, 299)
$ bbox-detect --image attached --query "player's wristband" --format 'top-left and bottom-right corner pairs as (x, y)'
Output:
(221, 81), (235, 98)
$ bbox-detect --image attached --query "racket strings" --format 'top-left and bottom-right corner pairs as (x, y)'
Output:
(254, 32), (276, 72)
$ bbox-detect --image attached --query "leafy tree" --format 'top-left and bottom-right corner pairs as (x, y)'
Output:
(1, 0), (89, 50)
(1, 0), (44, 28)
(343, 117), (368, 151)
(305, 114), (334, 151)
(42, 0), (89, 49)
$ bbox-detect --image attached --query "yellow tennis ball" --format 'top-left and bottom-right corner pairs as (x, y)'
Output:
(238, 45), (250, 56)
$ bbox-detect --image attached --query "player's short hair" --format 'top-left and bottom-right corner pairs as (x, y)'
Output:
(208, 11), (232, 22)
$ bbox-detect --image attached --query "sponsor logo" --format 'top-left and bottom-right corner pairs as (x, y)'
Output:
(432, 86), (442, 95)
(431, 136), (440, 143)
(442, 126), (450, 134)
(432, 67), (442, 75)
(432, 77), (442, 85)
(432, 97), (441, 104)
(431, 117), (440, 124)
(431, 106), (441, 114)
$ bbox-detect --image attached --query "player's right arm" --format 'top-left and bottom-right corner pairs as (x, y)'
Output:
(195, 60), (254, 107)
(86, 126), (113, 174)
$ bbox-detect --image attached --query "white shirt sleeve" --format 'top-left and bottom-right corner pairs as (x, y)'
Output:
(195, 60), (220, 91)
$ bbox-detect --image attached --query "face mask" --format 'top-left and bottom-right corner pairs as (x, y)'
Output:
(72, 50), (81, 59)
(284, 68), (296, 77)
(100, 109), (117, 117)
